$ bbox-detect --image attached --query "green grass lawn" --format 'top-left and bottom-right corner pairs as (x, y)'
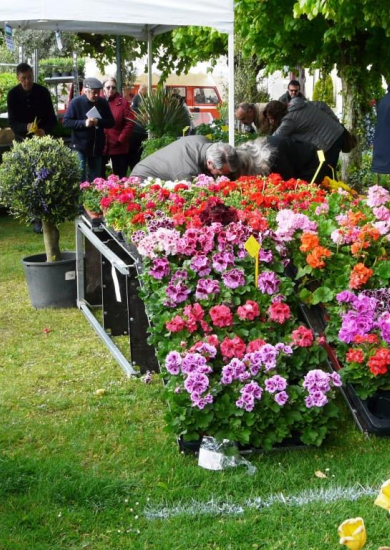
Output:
(1, 214), (390, 550)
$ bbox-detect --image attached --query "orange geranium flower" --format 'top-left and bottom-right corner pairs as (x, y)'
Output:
(349, 263), (374, 289)
(351, 241), (370, 255)
(347, 210), (366, 227)
(306, 246), (332, 269)
(300, 232), (320, 252)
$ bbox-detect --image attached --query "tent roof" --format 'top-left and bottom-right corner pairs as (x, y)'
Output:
(0, 0), (234, 39)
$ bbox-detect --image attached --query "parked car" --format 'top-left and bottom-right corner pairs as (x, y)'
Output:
(123, 84), (222, 127)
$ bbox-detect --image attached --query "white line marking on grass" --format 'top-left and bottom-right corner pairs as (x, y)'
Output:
(144, 484), (377, 520)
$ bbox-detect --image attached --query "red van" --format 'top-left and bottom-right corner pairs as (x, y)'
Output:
(123, 84), (222, 127)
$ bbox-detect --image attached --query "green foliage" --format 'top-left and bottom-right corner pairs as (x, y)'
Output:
(0, 72), (17, 112)
(12, 29), (78, 61)
(196, 119), (254, 145)
(38, 57), (85, 77)
(313, 75), (335, 107)
(135, 88), (191, 139)
(0, 38), (18, 73)
(348, 150), (389, 190)
(0, 136), (81, 226)
(0, 136), (81, 260)
(140, 136), (177, 160)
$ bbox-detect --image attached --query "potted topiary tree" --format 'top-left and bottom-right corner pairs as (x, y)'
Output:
(0, 135), (82, 308)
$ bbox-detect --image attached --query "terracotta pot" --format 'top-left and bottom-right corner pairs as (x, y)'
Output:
(84, 208), (103, 219)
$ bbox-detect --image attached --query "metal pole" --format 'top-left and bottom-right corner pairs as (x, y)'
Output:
(18, 45), (23, 63)
(72, 51), (80, 97)
(228, 32), (235, 147)
(147, 27), (153, 95)
(33, 48), (39, 81)
(115, 35), (123, 94)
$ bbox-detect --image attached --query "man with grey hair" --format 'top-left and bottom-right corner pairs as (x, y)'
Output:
(130, 135), (238, 181)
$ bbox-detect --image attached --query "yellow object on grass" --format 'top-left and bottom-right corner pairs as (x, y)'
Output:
(338, 517), (367, 550)
(375, 479), (390, 513)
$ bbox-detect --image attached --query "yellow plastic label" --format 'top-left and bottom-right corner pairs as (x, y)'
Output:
(310, 150), (325, 184)
(244, 236), (261, 288)
(244, 235), (261, 257)
(182, 126), (190, 137)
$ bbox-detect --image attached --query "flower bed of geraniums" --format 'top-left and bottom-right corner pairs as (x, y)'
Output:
(272, 184), (390, 401)
(86, 173), (343, 449)
(88, 174), (390, 442)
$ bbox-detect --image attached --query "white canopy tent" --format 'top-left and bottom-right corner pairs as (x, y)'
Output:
(0, 0), (235, 143)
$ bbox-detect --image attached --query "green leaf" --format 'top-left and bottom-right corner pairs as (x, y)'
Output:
(311, 286), (334, 305)
(375, 261), (390, 280)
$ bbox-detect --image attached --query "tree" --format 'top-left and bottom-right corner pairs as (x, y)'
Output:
(313, 74), (334, 107)
(294, 0), (390, 179)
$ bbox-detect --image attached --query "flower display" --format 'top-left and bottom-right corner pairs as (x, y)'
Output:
(94, 171), (390, 447)
(326, 288), (390, 398)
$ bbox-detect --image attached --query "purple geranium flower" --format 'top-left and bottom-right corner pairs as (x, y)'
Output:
(149, 258), (171, 279)
(258, 271), (280, 295)
(274, 391), (289, 406)
(222, 268), (246, 289)
(165, 351), (182, 375)
(166, 280), (191, 305)
(190, 254), (212, 276)
(195, 278), (220, 300)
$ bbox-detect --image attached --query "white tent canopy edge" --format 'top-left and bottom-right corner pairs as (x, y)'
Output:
(0, 1), (235, 143)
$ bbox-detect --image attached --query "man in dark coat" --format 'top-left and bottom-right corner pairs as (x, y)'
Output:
(7, 62), (57, 142)
(236, 136), (321, 183)
(278, 79), (306, 105)
(63, 77), (115, 182)
(372, 86), (390, 176)
(7, 63), (57, 233)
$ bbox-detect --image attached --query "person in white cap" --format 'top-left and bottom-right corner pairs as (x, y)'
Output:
(63, 77), (114, 181)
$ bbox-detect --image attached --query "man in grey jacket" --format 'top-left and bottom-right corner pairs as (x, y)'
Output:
(130, 136), (239, 181)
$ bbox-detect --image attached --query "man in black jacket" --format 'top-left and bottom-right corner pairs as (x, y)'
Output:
(63, 77), (115, 182)
(7, 63), (57, 142)
(7, 63), (57, 232)
(278, 80), (305, 105)
(236, 136), (321, 183)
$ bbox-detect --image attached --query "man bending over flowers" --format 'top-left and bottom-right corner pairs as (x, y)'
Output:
(130, 135), (239, 182)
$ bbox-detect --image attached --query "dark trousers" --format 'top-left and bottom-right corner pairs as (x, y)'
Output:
(102, 154), (129, 179)
(324, 132), (344, 179)
(128, 131), (148, 171)
(77, 151), (102, 183)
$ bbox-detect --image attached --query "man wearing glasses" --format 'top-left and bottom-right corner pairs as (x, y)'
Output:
(63, 77), (114, 182)
(278, 79), (305, 105)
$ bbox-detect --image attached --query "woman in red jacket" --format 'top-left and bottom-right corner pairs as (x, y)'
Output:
(102, 77), (134, 178)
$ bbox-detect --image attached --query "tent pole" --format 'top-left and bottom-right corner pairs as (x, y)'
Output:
(115, 35), (122, 94)
(147, 28), (153, 95)
(228, 32), (235, 147)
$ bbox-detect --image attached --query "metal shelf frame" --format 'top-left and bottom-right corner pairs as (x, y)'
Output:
(76, 218), (159, 377)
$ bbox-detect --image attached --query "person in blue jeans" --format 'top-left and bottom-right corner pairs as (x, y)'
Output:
(63, 78), (114, 182)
